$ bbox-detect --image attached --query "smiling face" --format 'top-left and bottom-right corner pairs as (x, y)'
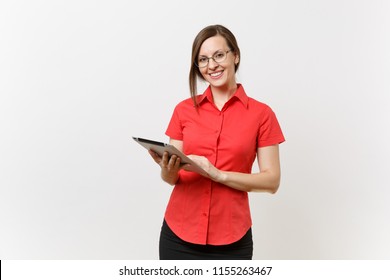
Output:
(198, 35), (239, 91)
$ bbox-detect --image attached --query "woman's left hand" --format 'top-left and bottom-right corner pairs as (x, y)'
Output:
(186, 155), (226, 182)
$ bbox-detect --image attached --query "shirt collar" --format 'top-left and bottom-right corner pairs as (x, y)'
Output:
(198, 84), (249, 108)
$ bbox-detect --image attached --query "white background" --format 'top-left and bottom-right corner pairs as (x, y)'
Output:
(1, 0), (389, 259)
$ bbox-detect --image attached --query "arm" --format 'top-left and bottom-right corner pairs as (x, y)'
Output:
(148, 139), (184, 185)
(188, 145), (281, 193)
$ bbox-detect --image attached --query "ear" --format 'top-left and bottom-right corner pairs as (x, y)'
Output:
(234, 54), (240, 65)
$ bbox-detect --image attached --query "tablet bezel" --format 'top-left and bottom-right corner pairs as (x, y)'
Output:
(132, 137), (208, 176)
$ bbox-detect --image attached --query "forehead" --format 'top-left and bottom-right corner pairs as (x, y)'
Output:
(199, 35), (228, 55)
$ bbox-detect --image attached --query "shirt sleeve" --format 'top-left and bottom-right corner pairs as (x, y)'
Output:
(258, 106), (285, 147)
(165, 104), (184, 140)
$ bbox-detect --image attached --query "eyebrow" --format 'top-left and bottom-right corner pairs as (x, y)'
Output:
(198, 49), (224, 57)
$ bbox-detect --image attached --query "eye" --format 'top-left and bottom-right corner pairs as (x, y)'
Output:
(198, 57), (208, 63)
(214, 52), (225, 59)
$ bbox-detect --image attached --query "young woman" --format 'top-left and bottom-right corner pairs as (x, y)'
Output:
(149, 24), (285, 260)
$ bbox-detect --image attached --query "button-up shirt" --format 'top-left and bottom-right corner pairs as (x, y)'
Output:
(164, 84), (285, 245)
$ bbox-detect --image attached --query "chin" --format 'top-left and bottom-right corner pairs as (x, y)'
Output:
(208, 79), (227, 88)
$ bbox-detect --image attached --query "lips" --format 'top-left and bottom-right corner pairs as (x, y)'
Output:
(209, 71), (223, 79)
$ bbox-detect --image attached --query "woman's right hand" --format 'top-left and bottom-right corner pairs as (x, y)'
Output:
(148, 150), (182, 185)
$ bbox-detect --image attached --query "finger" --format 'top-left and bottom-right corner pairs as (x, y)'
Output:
(161, 151), (170, 167)
(182, 163), (191, 171)
(173, 156), (181, 169)
(187, 155), (203, 162)
(167, 155), (178, 169)
(187, 155), (203, 165)
(148, 150), (161, 163)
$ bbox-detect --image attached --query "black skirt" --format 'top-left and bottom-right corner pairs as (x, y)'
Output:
(159, 219), (253, 260)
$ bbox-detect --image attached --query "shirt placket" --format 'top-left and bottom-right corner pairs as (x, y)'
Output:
(199, 109), (225, 243)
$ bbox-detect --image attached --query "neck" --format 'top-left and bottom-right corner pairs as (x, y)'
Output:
(211, 83), (238, 106)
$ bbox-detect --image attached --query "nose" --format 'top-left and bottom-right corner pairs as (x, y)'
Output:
(208, 58), (219, 69)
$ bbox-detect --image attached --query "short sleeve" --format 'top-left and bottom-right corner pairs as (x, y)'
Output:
(165, 104), (184, 140)
(258, 106), (285, 147)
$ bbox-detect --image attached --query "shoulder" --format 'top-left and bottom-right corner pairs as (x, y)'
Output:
(175, 97), (194, 108)
(171, 97), (196, 116)
(247, 96), (274, 114)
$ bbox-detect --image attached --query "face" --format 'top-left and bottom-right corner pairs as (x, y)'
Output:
(197, 35), (239, 90)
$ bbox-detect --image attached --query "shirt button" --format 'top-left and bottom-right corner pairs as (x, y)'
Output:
(203, 213), (208, 217)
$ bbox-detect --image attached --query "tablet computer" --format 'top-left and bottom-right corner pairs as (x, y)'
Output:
(132, 137), (208, 176)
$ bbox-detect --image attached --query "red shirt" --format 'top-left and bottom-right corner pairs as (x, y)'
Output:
(164, 84), (285, 245)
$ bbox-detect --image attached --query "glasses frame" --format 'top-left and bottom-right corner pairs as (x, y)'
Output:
(195, 50), (232, 68)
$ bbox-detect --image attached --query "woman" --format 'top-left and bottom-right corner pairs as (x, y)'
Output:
(149, 24), (285, 260)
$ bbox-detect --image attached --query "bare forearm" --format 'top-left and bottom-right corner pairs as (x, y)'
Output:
(217, 170), (280, 193)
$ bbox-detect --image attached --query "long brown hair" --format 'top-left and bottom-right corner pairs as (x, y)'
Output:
(189, 25), (241, 107)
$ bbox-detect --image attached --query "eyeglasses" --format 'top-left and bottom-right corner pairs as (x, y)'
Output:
(195, 50), (231, 68)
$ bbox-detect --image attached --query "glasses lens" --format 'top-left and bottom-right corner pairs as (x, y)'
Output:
(197, 57), (208, 67)
(196, 51), (229, 68)
(213, 51), (227, 63)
